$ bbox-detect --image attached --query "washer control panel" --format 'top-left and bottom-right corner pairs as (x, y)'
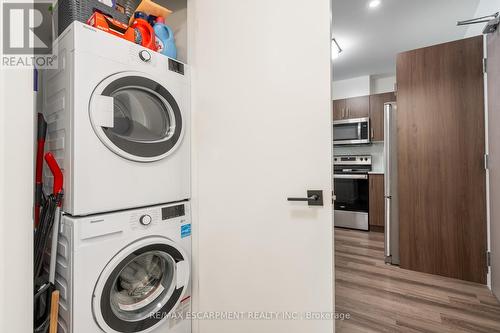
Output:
(162, 204), (185, 220)
(130, 203), (187, 229)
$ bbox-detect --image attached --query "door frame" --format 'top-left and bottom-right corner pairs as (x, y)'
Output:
(483, 34), (492, 289)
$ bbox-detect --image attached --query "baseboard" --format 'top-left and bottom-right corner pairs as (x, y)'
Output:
(370, 225), (385, 233)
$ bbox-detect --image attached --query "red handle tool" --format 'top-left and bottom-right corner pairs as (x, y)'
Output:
(44, 153), (63, 205)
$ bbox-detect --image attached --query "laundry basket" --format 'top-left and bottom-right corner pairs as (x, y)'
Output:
(115, 0), (141, 20)
(53, 0), (129, 36)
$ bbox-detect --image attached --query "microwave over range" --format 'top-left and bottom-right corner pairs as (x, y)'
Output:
(333, 117), (370, 145)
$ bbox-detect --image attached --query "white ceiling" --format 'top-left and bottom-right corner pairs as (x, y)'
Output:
(332, 0), (481, 80)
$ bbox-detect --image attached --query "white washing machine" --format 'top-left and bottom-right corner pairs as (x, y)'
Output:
(55, 201), (192, 333)
(41, 21), (190, 216)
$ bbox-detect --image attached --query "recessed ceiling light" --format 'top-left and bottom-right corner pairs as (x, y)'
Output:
(369, 0), (381, 8)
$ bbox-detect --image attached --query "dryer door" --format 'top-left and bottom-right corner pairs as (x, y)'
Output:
(89, 72), (184, 162)
(93, 236), (190, 333)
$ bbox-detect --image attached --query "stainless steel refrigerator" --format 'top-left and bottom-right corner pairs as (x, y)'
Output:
(384, 102), (399, 265)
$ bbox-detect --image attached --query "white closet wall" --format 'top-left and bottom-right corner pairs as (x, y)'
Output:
(0, 69), (34, 332)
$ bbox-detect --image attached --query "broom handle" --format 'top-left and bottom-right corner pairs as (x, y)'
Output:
(49, 290), (59, 333)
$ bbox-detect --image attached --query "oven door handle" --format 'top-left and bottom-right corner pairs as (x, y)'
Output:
(334, 174), (368, 180)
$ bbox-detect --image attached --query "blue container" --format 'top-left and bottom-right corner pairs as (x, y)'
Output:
(154, 17), (177, 59)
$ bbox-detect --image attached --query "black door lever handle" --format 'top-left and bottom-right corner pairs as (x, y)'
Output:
(288, 195), (319, 201)
(287, 190), (323, 206)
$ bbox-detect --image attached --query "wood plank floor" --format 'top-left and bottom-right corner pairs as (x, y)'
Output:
(334, 228), (500, 333)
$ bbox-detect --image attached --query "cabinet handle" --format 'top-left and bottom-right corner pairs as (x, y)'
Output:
(371, 128), (374, 139)
(342, 108), (345, 118)
(347, 108), (350, 118)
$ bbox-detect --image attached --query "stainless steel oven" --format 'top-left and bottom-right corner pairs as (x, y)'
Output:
(333, 117), (370, 145)
(334, 155), (371, 231)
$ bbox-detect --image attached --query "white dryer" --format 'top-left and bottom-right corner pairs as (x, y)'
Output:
(55, 202), (192, 333)
(41, 21), (190, 216)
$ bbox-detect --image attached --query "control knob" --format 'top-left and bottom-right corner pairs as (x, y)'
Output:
(139, 214), (152, 225)
(139, 50), (152, 62)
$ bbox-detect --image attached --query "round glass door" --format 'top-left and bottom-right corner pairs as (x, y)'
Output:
(93, 239), (189, 333)
(90, 73), (184, 162)
(109, 251), (176, 322)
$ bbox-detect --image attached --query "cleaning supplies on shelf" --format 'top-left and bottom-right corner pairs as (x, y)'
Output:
(154, 16), (177, 59)
(87, 11), (136, 43)
(130, 11), (157, 51)
(85, 0), (177, 57)
(88, 11), (157, 51)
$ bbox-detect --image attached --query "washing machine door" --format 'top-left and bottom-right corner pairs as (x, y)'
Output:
(93, 236), (190, 333)
(89, 72), (184, 162)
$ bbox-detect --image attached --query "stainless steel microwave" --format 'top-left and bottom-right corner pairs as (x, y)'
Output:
(333, 117), (370, 145)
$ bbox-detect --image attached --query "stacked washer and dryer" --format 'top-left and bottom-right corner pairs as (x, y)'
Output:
(41, 21), (192, 333)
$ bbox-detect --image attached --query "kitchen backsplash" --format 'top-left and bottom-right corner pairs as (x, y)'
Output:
(334, 142), (384, 173)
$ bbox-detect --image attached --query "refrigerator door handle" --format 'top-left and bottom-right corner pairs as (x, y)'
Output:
(384, 104), (391, 197)
(384, 103), (392, 263)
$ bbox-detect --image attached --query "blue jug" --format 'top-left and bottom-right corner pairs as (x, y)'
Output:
(154, 16), (177, 59)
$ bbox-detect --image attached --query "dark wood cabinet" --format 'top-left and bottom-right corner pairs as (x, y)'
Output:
(369, 174), (385, 231)
(397, 36), (486, 284)
(333, 95), (369, 120)
(369, 92), (396, 142)
(332, 99), (346, 120)
(346, 95), (369, 119)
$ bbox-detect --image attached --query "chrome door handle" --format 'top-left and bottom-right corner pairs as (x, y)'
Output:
(287, 190), (324, 206)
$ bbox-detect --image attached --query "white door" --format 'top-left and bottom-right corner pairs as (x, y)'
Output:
(487, 26), (500, 300)
(190, 0), (334, 332)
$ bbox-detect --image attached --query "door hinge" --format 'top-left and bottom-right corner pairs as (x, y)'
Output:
(487, 251), (491, 267)
(483, 58), (488, 73)
(485, 154), (489, 170)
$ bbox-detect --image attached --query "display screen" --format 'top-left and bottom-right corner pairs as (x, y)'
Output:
(161, 204), (185, 220)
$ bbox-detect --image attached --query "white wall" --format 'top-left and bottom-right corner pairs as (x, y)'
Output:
(0, 70), (34, 333)
(332, 75), (370, 99)
(157, 0), (188, 63)
(465, 0), (500, 38)
(370, 74), (396, 95)
(0, 3), (35, 332)
(332, 73), (395, 100)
